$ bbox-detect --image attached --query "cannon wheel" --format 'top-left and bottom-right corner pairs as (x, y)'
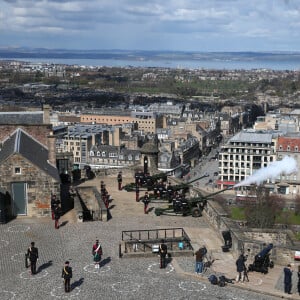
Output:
(191, 207), (201, 218)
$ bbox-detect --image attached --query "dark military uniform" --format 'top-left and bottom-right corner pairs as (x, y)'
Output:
(62, 261), (72, 292)
(54, 206), (61, 229)
(142, 192), (150, 214)
(159, 240), (168, 268)
(27, 242), (39, 275)
(117, 172), (122, 190)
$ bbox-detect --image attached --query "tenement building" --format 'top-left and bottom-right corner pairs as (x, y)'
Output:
(217, 129), (277, 189)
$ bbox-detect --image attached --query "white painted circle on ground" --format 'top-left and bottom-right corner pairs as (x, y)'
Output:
(0, 240), (9, 249)
(50, 286), (80, 299)
(20, 269), (48, 280)
(111, 281), (141, 293)
(0, 290), (17, 300)
(11, 253), (25, 263)
(83, 263), (111, 274)
(179, 281), (206, 292)
(147, 262), (174, 274)
(6, 225), (30, 233)
(252, 278), (263, 286)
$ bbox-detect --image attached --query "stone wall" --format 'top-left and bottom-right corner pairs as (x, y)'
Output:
(202, 194), (300, 265)
(0, 153), (59, 217)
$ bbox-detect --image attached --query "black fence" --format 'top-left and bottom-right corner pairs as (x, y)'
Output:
(121, 227), (193, 254)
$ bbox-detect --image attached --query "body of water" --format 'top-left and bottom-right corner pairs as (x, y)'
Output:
(2, 57), (300, 71)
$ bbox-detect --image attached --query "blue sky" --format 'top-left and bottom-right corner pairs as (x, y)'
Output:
(1, 0), (300, 52)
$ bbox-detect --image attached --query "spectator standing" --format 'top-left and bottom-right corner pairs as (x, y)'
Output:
(284, 264), (293, 294)
(195, 247), (204, 274)
(235, 254), (246, 282)
(297, 265), (300, 295)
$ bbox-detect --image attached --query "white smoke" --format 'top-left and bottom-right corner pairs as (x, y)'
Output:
(234, 156), (298, 188)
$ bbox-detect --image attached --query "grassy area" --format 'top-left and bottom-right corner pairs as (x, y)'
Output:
(230, 206), (300, 225)
(276, 211), (300, 225)
(230, 207), (246, 220)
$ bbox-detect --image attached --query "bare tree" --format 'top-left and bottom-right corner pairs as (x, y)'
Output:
(244, 186), (284, 229)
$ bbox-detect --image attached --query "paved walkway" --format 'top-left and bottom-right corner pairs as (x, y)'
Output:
(0, 174), (298, 299)
(76, 175), (299, 299)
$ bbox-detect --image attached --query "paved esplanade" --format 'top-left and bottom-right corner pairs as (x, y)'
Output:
(0, 176), (291, 299)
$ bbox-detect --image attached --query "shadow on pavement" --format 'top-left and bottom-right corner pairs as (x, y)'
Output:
(37, 260), (53, 273)
(100, 257), (111, 267)
(71, 277), (84, 290)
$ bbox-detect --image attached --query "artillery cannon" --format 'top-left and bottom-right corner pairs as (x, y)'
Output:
(154, 187), (232, 218)
(123, 166), (182, 192)
(248, 243), (274, 274)
(169, 174), (210, 194)
(138, 173), (210, 203)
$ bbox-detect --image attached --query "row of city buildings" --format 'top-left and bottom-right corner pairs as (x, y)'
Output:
(1, 101), (300, 218)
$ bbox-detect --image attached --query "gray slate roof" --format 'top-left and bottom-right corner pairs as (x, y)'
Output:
(0, 128), (60, 181)
(229, 130), (273, 144)
(0, 111), (44, 124)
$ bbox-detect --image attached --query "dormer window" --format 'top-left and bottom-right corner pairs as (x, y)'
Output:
(90, 151), (94, 156)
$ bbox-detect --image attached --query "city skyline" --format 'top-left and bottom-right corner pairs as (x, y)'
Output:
(2, 0), (300, 52)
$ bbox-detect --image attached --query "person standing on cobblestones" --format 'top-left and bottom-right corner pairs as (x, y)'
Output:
(54, 205), (61, 229)
(142, 192), (150, 214)
(117, 171), (122, 190)
(159, 239), (168, 269)
(194, 247), (205, 274)
(27, 242), (38, 275)
(92, 239), (102, 269)
(62, 261), (72, 293)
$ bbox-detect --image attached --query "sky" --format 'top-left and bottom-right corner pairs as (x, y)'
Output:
(1, 0), (300, 52)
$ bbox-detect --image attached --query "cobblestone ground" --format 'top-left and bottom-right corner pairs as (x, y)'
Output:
(0, 214), (281, 300)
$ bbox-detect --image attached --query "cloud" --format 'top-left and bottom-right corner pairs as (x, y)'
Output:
(1, 0), (300, 51)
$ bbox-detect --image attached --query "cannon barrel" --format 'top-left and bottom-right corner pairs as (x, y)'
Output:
(257, 243), (273, 259)
(172, 174), (210, 192)
(203, 186), (232, 199)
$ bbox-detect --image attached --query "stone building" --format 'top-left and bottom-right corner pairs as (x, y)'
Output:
(0, 128), (60, 217)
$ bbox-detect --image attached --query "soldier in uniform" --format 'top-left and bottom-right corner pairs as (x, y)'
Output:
(51, 194), (57, 220)
(27, 242), (39, 275)
(159, 239), (168, 269)
(62, 261), (72, 293)
(92, 239), (103, 269)
(142, 192), (150, 214)
(117, 171), (122, 190)
(54, 205), (61, 229)
(135, 184), (140, 202)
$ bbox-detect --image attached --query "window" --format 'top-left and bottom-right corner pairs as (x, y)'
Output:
(97, 151), (100, 156)
(128, 155), (132, 160)
(90, 151), (94, 156)
(287, 146), (290, 151)
(14, 167), (21, 174)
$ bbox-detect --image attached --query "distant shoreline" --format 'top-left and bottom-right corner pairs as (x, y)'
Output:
(1, 50), (300, 70)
